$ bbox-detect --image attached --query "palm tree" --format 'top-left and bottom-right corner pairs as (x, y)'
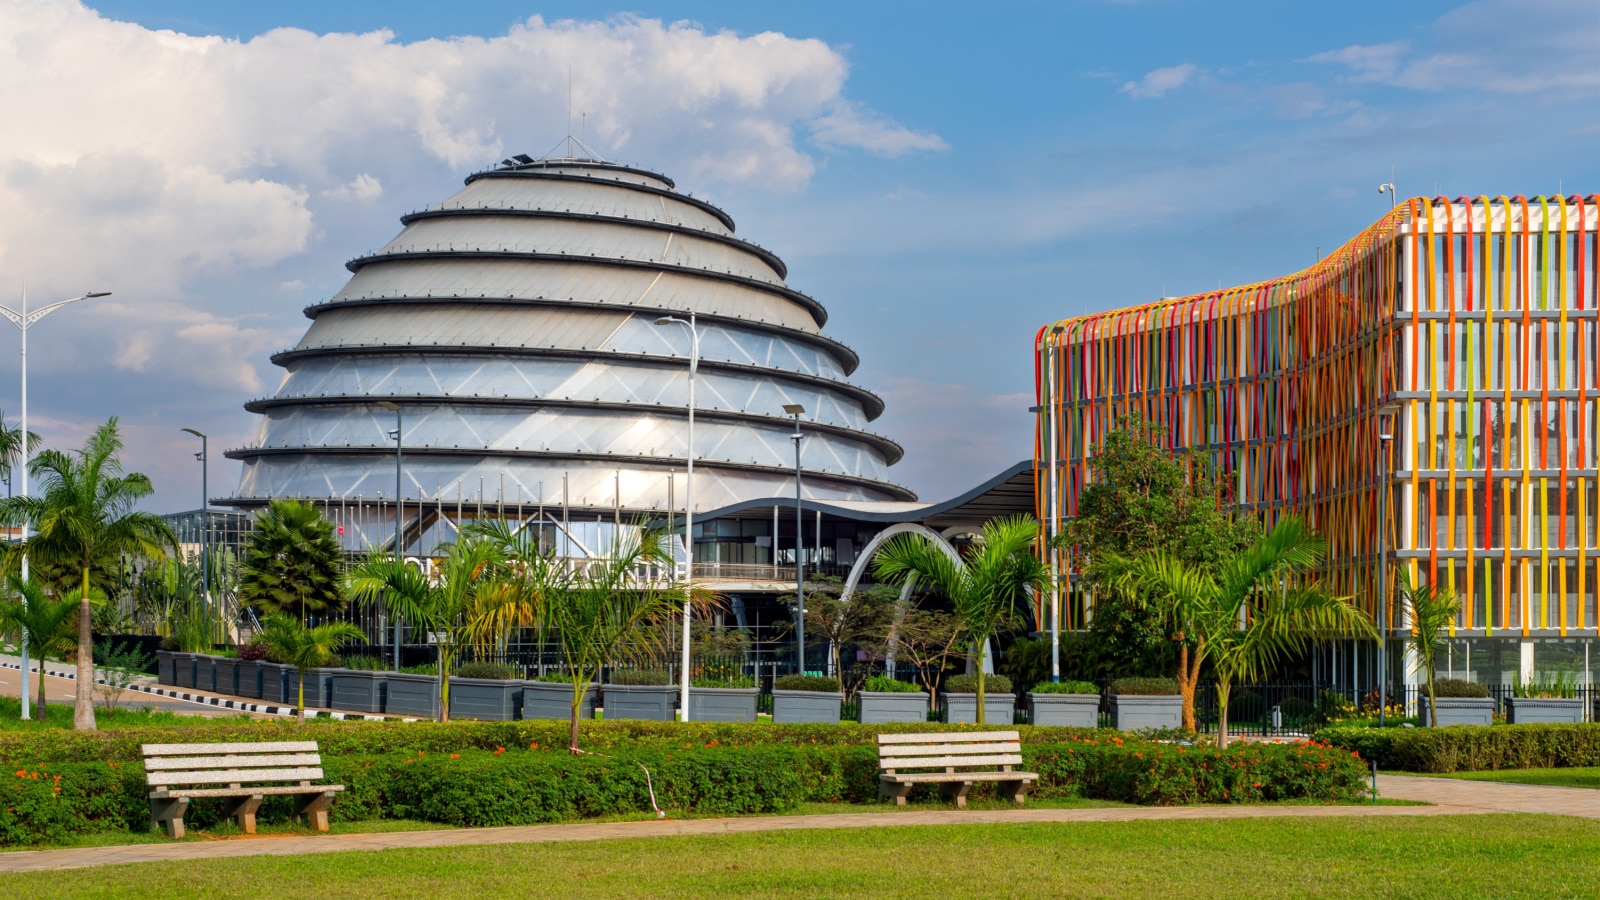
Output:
(872, 515), (1048, 725)
(1398, 569), (1462, 727)
(237, 500), (345, 620)
(0, 576), (77, 713)
(346, 538), (511, 722)
(256, 613), (364, 723)
(1098, 516), (1375, 748)
(0, 419), (175, 731)
(0, 409), (39, 499)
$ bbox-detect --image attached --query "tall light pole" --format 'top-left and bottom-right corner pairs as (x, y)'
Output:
(784, 403), (806, 675)
(653, 314), (698, 720)
(1376, 406), (1397, 726)
(0, 289), (109, 720)
(1379, 182), (1398, 210)
(378, 401), (403, 671)
(180, 429), (208, 608)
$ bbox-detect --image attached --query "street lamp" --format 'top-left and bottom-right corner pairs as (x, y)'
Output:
(1378, 182), (1398, 210)
(378, 400), (403, 671)
(0, 289), (109, 720)
(1375, 403), (1399, 726)
(783, 403), (806, 674)
(180, 429), (208, 608)
(653, 313), (698, 720)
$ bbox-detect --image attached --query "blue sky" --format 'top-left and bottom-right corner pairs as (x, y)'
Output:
(2, 1), (1595, 507)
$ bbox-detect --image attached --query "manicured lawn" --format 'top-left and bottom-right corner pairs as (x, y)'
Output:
(1427, 767), (1600, 790)
(0, 697), (247, 731)
(3, 815), (1593, 898)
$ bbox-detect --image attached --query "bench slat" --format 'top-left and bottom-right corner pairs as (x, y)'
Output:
(142, 742), (321, 756)
(877, 731), (1019, 745)
(882, 771), (1038, 784)
(880, 742), (1019, 757)
(145, 754), (322, 771)
(883, 749), (1017, 762)
(152, 785), (347, 799)
(146, 767), (324, 787)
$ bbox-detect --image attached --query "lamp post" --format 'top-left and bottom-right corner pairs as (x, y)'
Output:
(653, 313), (698, 720)
(378, 401), (403, 671)
(1378, 182), (1398, 210)
(783, 404), (806, 674)
(180, 429), (208, 607)
(1376, 406), (1397, 726)
(0, 289), (109, 720)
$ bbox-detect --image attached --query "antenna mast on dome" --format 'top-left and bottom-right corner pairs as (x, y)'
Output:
(542, 65), (603, 162)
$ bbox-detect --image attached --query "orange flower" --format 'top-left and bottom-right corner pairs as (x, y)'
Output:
(450, 753), (460, 759)
(705, 741), (719, 747)
(530, 742), (539, 750)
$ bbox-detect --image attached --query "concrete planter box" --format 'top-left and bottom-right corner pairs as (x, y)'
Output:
(940, 692), (1016, 725)
(212, 657), (241, 696)
(156, 651), (176, 686)
(291, 667), (337, 709)
(193, 655), (218, 692)
(234, 659), (264, 699)
(385, 672), (441, 718)
(772, 689), (842, 724)
(1028, 693), (1100, 728)
(603, 683), (678, 721)
(1418, 696), (1495, 727)
(259, 662), (296, 705)
(856, 691), (931, 724)
(1110, 694), (1183, 731)
(1506, 696), (1585, 724)
(330, 669), (388, 713)
(172, 652), (198, 689)
(449, 677), (523, 721)
(523, 680), (596, 720)
(688, 687), (758, 723)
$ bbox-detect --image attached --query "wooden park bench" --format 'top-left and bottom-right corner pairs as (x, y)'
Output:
(877, 730), (1038, 809)
(142, 741), (345, 839)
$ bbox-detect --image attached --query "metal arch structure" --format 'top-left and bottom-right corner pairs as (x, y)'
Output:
(225, 154), (913, 540)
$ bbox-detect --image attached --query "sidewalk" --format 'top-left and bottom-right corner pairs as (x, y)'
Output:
(1377, 774), (1600, 818)
(0, 802), (1475, 874)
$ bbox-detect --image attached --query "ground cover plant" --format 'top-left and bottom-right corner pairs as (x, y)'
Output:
(2, 815), (1593, 899)
(1427, 766), (1600, 790)
(0, 697), (244, 733)
(1314, 722), (1600, 772)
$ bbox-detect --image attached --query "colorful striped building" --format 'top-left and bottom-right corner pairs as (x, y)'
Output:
(1035, 195), (1599, 683)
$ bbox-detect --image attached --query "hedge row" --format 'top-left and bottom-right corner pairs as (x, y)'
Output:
(0, 739), (1366, 846)
(1311, 723), (1600, 772)
(0, 720), (1121, 766)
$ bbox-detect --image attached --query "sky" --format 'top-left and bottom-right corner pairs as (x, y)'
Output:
(0, 0), (1595, 511)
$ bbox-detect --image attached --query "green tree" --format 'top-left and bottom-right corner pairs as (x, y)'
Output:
(256, 613), (364, 723)
(873, 515), (1047, 725)
(1057, 415), (1259, 726)
(0, 576), (77, 713)
(1398, 569), (1462, 728)
(779, 574), (896, 696)
(0, 419), (175, 731)
(237, 500), (345, 620)
(0, 409), (39, 498)
(346, 538), (515, 721)
(1098, 516), (1374, 747)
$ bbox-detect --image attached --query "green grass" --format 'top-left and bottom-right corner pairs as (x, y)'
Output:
(1, 815), (1593, 898)
(1421, 767), (1600, 790)
(0, 696), (246, 731)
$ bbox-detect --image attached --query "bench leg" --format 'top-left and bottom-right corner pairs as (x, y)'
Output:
(878, 778), (914, 806)
(222, 794), (264, 834)
(149, 796), (190, 839)
(998, 779), (1033, 805)
(294, 791), (336, 832)
(940, 781), (973, 810)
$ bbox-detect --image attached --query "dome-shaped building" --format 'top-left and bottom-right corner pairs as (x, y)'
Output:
(227, 155), (911, 550)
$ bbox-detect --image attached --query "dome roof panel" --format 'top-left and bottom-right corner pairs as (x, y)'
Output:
(439, 177), (732, 235)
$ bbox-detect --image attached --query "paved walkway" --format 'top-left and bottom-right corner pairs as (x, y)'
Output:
(1378, 774), (1600, 818)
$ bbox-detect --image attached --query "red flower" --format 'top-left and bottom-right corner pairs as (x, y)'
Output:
(450, 753), (460, 759)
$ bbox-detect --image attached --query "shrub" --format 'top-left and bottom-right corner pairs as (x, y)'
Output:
(1432, 678), (1490, 698)
(943, 674), (1012, 694)
(1030, 680), (1099, 695)
(342, 655), (386, 672)
(862, 676), (920, 693)
(531, 672), (583, 684)
(691, 676), (756, 689)
(1110, 677), (1179, 696)
(1026, 739), (1366, 805)
(455, 662), (518, 681)
(1313, 723), (1600, 772)
(773, 675), (840, 692)
(607, 669), (671, 686)
(398, 664), (441, 676)
(237, 641), (270, 661)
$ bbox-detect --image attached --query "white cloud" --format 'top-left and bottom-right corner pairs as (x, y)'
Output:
(102, 300), (290, 393)
(321, 173), (383, 201)
(810, 102), (948, 157)
(1120, 63), (1200, 100)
